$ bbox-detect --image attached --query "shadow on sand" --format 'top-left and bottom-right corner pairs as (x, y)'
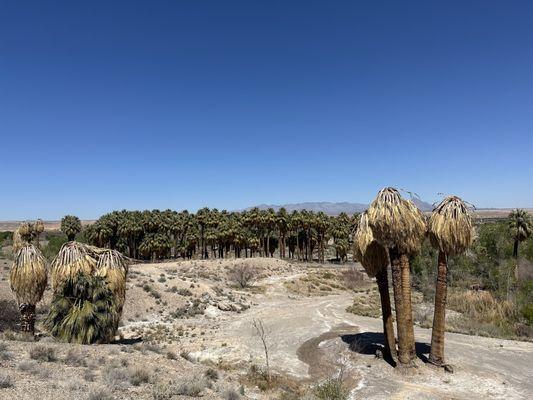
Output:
(341, 331), (431, 367)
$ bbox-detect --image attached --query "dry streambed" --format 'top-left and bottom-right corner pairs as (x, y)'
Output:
(1, 257), (532, 399)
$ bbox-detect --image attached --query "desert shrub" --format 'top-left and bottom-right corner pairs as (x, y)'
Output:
(102, 366), (129, 388)
(129, 366), (151, 386)
(44, 273), (119, 344)
(42, 233), (68, 260)
(152, 377), (206, 399)
(0, 343), (12, 361)
(229, 263), (257, 288)
(341, 267), (365, 290)
(18, 360), (39, 373)
(29, 345), (57, 362)
(87, 387), (113, 400)
(166, 350), (177, 360)
(64, 348), (87, 366)
(172, 299), (205, 319)
(204, 368), (218, 381)
(0, 374), (13, 388)
(174, 377), (206, 396)
(177, 288), (193, 296)
(222, 389), (240, 400)
(313, 378), (348, 400)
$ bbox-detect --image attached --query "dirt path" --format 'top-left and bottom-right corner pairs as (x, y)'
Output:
(194, 272), (533, 400)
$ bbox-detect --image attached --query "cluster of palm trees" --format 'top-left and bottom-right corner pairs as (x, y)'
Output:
(9, 222), (128, 343)
(354, 188), (474, 369)
(84, 208), (356, 263)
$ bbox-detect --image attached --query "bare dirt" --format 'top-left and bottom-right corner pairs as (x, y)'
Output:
(0, 254), (532, 400)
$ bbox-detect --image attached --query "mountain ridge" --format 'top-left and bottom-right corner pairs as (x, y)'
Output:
(244, 199), (434, 215)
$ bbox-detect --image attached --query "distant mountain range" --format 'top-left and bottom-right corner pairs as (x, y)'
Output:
(245, 199), (434, 215)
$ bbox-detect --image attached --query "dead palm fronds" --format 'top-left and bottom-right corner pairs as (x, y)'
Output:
(13, 222), (33, 253)
(354, 212), (395, 362)
(95, 249), (128, 307)
(51, 242), (97, 292)
(9, 245), (48, 333)
(367, 187), (426, 367)
(429, 196), (473, 256)
(354, 212), (389, 277)
(428, 196), (473, 367)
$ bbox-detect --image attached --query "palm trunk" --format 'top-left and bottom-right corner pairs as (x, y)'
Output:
(376, 268), (397, 362)
(19, 303), (36, 334)
(429, 251), (448, 366)
(389, 248), (415, 366)
(400, 253), (416, 363)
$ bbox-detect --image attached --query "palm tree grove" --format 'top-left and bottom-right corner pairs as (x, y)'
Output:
(1, 2), (533, 399)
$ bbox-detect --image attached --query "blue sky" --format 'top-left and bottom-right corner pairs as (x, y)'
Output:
(1, 1), (532, 220)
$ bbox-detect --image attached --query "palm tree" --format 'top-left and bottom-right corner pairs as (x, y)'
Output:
(367, 188), (426, 367)
(508, 209), (532, 279)
(61, 215), (82, 241)
(428, 196), (473, 367)
(277, 208), (289, 258)
(9, 244), (48, 334)
(34, 219), (45, 249)
(354, 212), (396, 362)
(44, 272), (119, 344)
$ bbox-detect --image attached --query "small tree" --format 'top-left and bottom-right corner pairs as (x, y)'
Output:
(252, 318), (270, 383)
(230, 263), (257, 288)
(61, 215), (82, 241)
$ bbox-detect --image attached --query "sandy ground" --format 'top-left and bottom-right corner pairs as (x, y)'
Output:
(0, 255), (532, 400)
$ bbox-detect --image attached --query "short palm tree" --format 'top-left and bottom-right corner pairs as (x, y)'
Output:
(367, 187), (426, 367)
(508, 209), (532, 278)
(354, 212), (396, 362)
(61, 215), (82, 241)
(9, 244), (48, 334)
(44, 272), (119, 344)
(428, 196), (473, 366)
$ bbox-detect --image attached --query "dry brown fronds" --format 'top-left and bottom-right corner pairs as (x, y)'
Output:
(428, 196), (473, 256)
(51, 242), (97, 292)
(10, 245), (48, 305)
(367, 187), (426, 254)
(353, 212), (389, 277)
(95, 249), (129, 305)
(35, 219), (45, 234)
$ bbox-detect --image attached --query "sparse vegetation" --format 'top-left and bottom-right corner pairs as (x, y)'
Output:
(29, 344), (57, 362)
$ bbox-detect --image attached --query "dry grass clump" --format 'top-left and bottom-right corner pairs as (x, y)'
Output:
(367, 187), (426, 254)
(0, 373), (13, 388)
(88, 387), (114, 400)
(353, 212), (389, 277)
(448, 290), (516, 323)
(10, 245), (47, 305)
(29, 344), (57, 362)
(152, 377), (207, 399)
(429, 196), (474, 255)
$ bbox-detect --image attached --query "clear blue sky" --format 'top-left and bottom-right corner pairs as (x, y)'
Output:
(1, 1), (532, 220)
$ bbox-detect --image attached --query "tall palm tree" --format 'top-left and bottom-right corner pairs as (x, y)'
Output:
(367, 188), (426, 367)
(277, 208), (289, 258)
(428, 196), (473, 367)
(10, 244), (48, 334)
(354, 212), (396, 362)
(61, 215), (82, 241)
(508, 209), (532, 278)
